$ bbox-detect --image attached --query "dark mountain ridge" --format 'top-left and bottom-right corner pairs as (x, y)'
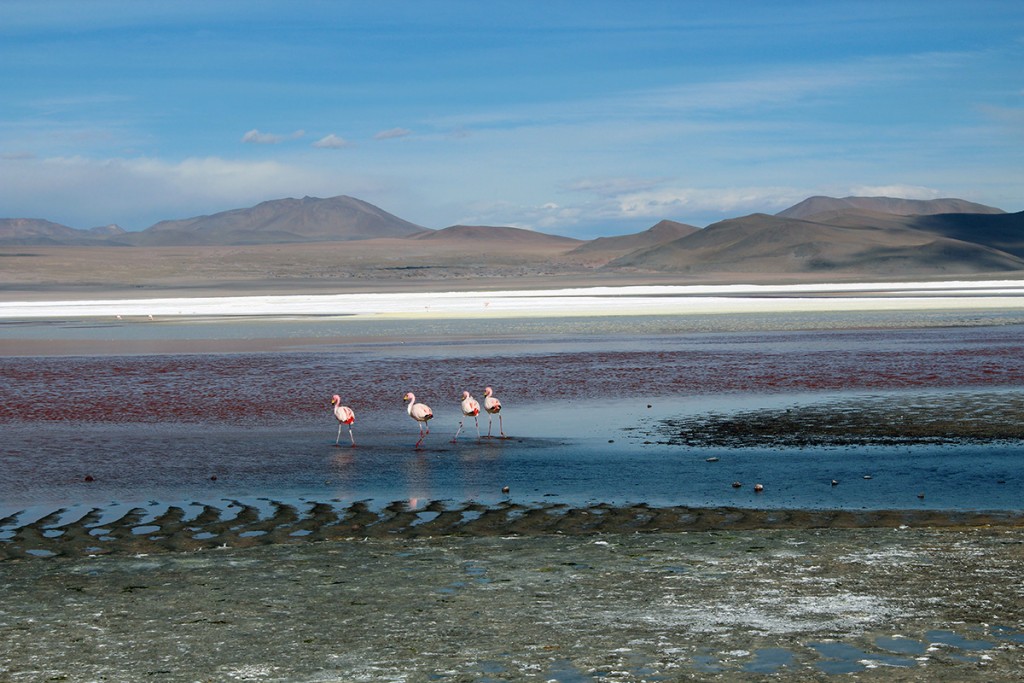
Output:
(609, 210), (1024, 275)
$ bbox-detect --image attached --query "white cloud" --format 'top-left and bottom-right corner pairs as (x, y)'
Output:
(313, 134), (352, 149)
(612, 186), (805, 218)
(0, 154), (346, 229)
(241, 129), (305, 144)
(846, 185), (942, 200)
(374, 127), (412, 140)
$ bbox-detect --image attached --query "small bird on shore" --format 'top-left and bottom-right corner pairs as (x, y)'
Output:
(330, 395), (356, 447)
(404, 391), (433, 448)
(452, 390), (481, 442)
(483, 386), (505, 437)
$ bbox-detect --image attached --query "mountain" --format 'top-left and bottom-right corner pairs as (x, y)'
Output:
(608, 213), (1024, 275)
(910, 211), (1024, 258)
(0, 218), (117, 246)
(87, 224), (128, 238)
(126, 195), (429, 246)
(778, 196), (1005, 220)
(568, 220), (699, 258)
(2, 193), (1021, 279)
(411, 224), (582, 248)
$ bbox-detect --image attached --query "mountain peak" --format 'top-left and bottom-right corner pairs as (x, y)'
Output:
(778, 196), (1005, 220)
(130, 194), (429, 246)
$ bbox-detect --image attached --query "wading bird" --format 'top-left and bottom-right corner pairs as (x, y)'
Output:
(404, 392), (433, 448)
(452, 390), (481, 442)
(483, 386), (504, 437)
(330, 395), (356, 446)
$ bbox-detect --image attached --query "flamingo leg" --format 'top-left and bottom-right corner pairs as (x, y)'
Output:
(335, 423), (343, 446)
(487, 415), (493, 437)
(498, 414), (505, 437)
(348, 427), (356, 447)
(452, 420), (465, 443)
(474, 415), (480, 438)
(415, 423), (427, 449)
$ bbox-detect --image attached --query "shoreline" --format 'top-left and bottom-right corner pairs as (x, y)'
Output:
(4, 498), (1024, 562)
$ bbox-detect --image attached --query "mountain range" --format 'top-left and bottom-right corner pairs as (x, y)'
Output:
(2, 194), (1022, 277)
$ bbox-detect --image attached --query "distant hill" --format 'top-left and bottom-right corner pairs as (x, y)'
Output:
(910, 211), (1024, 259)
(2, 193), (1021, 279)
(0, 218), (122, 246)
(778, 196), (1005, 220)
(608, 213), (1024, 275)
(568, 220), (699, 258)
(412, 224), (582, 248)
(126, 195), (428, 246)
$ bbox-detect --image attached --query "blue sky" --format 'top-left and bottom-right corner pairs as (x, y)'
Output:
(1, 1), (1021, 237)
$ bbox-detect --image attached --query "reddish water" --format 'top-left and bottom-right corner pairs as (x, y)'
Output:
(2, 326), (1022, 426)
(1, 320), (1023, 514)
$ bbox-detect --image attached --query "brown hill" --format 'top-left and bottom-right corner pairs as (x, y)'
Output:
(910, 211), (1024, 259)
(778, 195), (1004, 220)
(127, 195), (429, 246)
(0, 218), (118, 246)
(785, 208), (1024, 259)
(608, 213), (1024, 276)
(412, 224), (582, 248)
(568, 220), (699, 259)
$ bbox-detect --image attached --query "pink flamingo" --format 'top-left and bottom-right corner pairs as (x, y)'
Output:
(483, 386), (504, 437)
(404, 391), (433, 448)
(330, 395), (356, 446)
(452, 390), (481, 442)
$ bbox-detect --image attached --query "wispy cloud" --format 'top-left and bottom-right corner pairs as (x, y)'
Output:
(312, 134), (352, 149)
(241, 129), (305, 144)
(374, 127), (412, 140)
(0, 154), (351, 228)
(847, 185), (941, 200)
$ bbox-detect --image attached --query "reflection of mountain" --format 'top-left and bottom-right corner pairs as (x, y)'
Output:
(3, 194), (1022, 277)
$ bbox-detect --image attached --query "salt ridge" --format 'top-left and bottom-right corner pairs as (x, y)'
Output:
(2, 280), (1024, 319)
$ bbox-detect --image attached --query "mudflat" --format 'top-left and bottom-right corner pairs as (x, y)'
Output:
(2, 528), (1022, 681)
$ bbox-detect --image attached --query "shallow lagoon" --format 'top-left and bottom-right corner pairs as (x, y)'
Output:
(3, 301), (1024, 680)
(2, 307), (1023, 521)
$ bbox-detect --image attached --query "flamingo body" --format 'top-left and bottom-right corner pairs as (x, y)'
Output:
(404, 392), (433, 448)
(483, 386), (505, 437)
(331, 394), (356, 446)
(453, 390), (481, 442)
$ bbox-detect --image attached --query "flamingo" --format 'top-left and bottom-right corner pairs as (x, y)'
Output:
(330, 395), (356, 446)
(483, 386), (505, 437)
(452, 390), (481, 442)
(403, 392), (433, 448)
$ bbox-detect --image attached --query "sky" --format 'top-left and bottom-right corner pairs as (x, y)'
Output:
(1, 1), (1022, 238)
